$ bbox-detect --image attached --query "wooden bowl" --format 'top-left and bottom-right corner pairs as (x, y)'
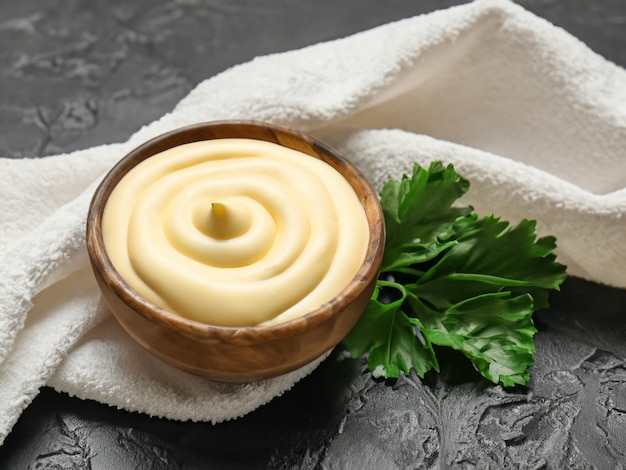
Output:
(86, 120), (385, 383)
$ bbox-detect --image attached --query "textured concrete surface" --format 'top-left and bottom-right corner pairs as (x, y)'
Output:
(0, 1), (625, 468)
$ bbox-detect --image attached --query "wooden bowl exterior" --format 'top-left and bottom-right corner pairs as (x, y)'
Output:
(87, 121), (384, 382)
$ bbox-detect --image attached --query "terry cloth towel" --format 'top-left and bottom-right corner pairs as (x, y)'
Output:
(1, 0), (625, 445)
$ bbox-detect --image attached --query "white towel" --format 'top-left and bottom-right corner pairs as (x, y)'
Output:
(1, 0), (625, 445)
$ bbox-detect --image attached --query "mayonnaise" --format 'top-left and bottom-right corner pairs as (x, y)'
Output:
(102, 138), (369, 327)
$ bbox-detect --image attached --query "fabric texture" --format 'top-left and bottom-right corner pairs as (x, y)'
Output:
(1, 0), (625, 444)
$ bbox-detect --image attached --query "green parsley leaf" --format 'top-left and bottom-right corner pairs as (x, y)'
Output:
(381, 162), (472, 272)
(415, 292), (537, 387)
(344, 281), (438, 379)
(344, 162), (567, 387)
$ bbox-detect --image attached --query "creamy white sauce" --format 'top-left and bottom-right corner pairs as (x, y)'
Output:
(102, 138), (369, 327)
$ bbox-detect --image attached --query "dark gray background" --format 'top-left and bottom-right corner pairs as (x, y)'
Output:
(1, 1), (625, 468)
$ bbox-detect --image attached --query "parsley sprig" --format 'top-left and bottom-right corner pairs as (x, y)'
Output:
(344, 162), (567, 387)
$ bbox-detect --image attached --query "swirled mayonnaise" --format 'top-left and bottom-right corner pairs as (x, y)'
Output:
(102, 138), (369, 327)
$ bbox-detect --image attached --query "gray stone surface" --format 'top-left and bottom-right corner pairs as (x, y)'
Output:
(0, 1), (625, 468)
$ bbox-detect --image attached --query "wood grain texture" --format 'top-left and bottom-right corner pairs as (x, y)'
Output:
(86, 121), (385, 382)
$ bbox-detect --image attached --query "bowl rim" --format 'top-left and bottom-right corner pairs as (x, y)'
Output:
(86, 120), (385, 343)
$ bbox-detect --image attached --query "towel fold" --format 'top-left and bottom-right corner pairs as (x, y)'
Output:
(1, 0), (625, 445)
